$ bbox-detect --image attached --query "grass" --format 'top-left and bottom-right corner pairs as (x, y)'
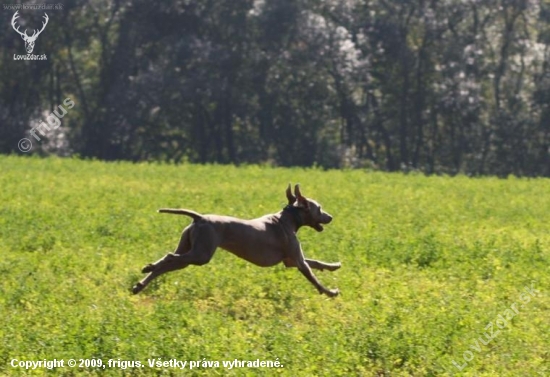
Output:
(0, 155), (548, 376)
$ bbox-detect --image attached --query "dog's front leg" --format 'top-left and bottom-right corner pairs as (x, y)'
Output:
(290, 243), (339, 297)
(305, 259), (341, 272)
(297, 261), (339, 297)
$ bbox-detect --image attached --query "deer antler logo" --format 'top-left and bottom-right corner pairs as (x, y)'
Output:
(11, 11), (49, 54)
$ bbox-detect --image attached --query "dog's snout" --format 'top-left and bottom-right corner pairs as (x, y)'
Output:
(325, 214), (333, 223)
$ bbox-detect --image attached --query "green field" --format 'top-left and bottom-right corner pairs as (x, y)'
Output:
(0, 156), (548, 376)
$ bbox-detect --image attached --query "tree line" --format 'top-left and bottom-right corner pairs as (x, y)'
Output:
(1, 0), (549, 176)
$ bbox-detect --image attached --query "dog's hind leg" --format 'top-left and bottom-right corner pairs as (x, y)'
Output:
(132, 252), (194, 294)
(132, 224), (218, 294)
(141, 225), (193, 273)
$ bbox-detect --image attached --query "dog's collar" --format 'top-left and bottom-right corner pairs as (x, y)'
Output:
(283, 204), (303, 229)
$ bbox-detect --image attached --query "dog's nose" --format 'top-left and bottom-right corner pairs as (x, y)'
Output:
(326, 215), (333, 223)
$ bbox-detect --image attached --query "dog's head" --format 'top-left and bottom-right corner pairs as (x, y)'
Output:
(285, 184), (332, 232)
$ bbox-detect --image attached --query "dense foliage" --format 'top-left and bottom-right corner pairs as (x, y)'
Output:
(1, 0), (549, 175)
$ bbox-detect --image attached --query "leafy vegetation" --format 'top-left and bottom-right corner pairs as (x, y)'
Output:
(0, 156), (548, 376)
(2, 1), (550, 175)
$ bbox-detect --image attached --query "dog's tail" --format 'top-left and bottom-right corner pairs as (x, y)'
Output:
(158, 208), (203, 221)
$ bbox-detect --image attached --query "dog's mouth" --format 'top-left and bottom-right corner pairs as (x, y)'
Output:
(314, 223), (324, 232)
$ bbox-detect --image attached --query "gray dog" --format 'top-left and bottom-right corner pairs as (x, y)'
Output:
(132, 184), (341, 297)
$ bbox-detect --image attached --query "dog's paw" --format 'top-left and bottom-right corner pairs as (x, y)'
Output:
(141, 264), (155, 273)
(132, 283), (144, 294)
(326, 288), (340, 297)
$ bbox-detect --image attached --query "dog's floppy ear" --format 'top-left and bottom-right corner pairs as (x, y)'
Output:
(286, 183), (296, 205)
(294, 184), (309, 208)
